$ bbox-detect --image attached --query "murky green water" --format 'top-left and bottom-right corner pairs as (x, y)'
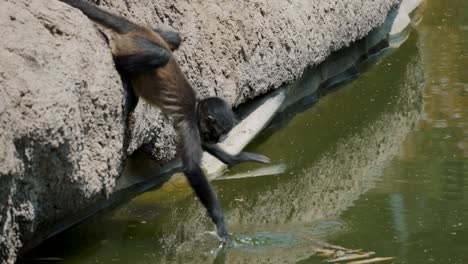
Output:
(20, 1), (468, 263)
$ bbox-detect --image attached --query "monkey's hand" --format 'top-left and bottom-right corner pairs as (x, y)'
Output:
(234, 152), (270, 164)
(217, 229), (233, 246)
(203, 143), (270, 165)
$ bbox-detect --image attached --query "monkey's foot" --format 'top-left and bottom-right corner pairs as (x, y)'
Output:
(237, 152), (271, 164)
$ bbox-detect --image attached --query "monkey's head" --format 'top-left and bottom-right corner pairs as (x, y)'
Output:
(197, 97), (236, 144)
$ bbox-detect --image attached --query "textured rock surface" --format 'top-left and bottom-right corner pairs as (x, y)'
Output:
(0, 1), (125, 263)
(121, 0), (399, 156)
(0, 0), (398, 263)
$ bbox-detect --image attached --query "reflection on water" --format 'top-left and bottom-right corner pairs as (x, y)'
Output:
(322, 1), (468, 264)
(21, 29), (424, 264)
(20, 1), (468, 263)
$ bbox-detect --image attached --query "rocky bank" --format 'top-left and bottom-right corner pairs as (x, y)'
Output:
(0, 0), (398, 263)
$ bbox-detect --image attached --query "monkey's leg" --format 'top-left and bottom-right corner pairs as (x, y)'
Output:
(184, 165), (231, 244)
(114, 38), (171, 74)
(203, 143), (270, 165)
(153, 29), (182, 51)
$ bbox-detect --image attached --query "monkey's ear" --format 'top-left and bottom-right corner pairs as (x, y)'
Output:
(153, 29), (182, 51)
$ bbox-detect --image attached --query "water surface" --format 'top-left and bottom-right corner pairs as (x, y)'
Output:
(20, 1), (468, 263)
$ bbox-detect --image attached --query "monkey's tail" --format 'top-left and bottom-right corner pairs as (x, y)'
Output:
(58, 0), (137, 33)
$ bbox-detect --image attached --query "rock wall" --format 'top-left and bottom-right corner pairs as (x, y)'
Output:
(0, 0), (398, 263)
(0, 1), (126, 262)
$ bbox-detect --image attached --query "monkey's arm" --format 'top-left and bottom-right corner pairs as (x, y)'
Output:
(114, 38), (171, 74)
(202, 143), (270, 165)
(180, 123), (231, 244)
(153, 29), (182, 51)
(184, 165), (230, 243)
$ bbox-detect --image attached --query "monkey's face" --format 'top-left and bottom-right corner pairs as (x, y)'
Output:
(200, 119), (229, 143)
(199, 111), (235, 143)
(197, 97), (236, 144)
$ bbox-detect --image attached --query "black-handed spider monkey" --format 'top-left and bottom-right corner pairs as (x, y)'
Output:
(58, 0), (270, 244)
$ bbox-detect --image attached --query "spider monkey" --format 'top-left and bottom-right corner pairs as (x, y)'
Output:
(58, 0), (270, 244)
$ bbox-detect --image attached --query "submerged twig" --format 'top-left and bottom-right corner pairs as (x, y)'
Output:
(310, 238), (352, 251)
(326, 252), (375, 262)
(308, 239), (394, 264)
(347, 257), (395, 264)
(310, 245), (336, 256)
